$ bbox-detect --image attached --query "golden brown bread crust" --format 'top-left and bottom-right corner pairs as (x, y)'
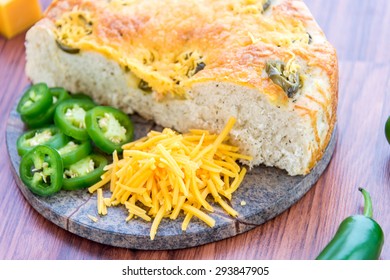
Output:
(36, 0), (338, 174)
(44, 1), (336, 94)
(305, 55), (337, 173)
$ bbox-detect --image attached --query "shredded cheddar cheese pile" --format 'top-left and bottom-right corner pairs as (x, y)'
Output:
(88, 117), (252, 240)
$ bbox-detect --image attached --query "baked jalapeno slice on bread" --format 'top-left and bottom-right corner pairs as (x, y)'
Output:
(54, 99), (96, 140)
(17, 83), (52, 118)
(262, 0), (271, 11)
(266, 60), (301, 98)
(22, 87), (71, 128)
(62, 154), (107, 190)
(19, 145), (63, 197)
(17, 126), (69, 156)
(57, 139), (93, 167)
(85, 106), (134, 154)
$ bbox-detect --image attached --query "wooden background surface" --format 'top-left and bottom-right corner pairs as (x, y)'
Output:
(0, 0), (389, 260)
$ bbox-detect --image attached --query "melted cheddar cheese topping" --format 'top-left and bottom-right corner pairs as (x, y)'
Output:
(46, 0), (329, 101)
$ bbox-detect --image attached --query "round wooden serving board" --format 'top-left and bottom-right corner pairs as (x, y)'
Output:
(6, 102), (336, 250)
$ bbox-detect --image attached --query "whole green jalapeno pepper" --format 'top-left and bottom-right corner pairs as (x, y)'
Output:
(385, 116), (390, 144)
(316, 188), (384, 260)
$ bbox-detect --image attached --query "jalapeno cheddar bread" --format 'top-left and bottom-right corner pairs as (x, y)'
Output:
(25, 0), (338, 176)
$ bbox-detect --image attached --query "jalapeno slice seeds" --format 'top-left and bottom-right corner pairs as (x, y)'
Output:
(17, 126), (69, 156)
(54, 99), (96, 140)
(57, 139), (93, 167)
(17, 83), (52, 118)
(62, 154), (108, 190)
(85, 106), (134, 154)
(19, 145), (64, 197)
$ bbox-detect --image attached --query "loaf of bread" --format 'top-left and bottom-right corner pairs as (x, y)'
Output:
(25, 0), (338, 176)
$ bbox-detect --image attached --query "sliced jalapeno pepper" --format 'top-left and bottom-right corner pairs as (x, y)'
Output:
(17, 83), (52, 118)
(70, 93), (95, 102)
(22, 87), (71, 128)
(17, 125), (69, 156)
(57, 139), (92, 167)
(85, 106), (134, 154)
(19, 145), (63, 196)
(62, 154), (108, 190)
(54, 99), (96, 140)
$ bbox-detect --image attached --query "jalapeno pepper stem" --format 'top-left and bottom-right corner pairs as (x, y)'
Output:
(358, 187), (373, 219)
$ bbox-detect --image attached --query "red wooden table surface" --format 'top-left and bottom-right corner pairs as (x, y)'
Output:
(0, 0), (389, 259)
